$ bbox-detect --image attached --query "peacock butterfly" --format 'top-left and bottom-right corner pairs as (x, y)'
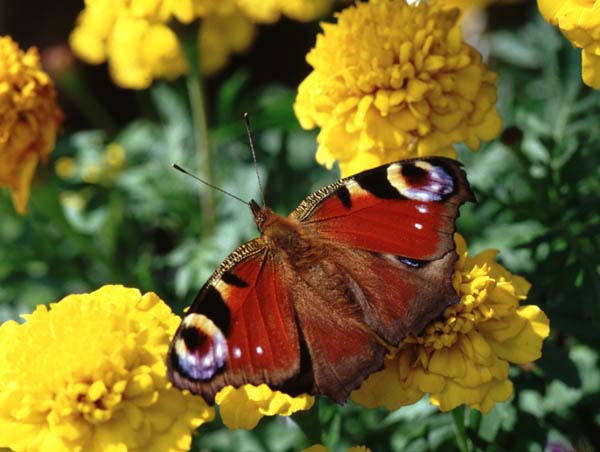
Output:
(167, 157), (474, 404)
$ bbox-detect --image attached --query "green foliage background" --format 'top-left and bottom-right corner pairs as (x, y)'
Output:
(1, 3), (599, 451)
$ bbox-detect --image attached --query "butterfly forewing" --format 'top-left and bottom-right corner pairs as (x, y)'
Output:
(168, 241), (300, 404)
(293, 157), (474, 260)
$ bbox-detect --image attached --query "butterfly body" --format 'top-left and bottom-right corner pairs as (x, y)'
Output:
(168, 157), (475, 404)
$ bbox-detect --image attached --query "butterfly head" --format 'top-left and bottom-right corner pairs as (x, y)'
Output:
(249, 199), (273, 231)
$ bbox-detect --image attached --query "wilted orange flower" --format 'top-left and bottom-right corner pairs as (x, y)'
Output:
(0, 36), (63, 214)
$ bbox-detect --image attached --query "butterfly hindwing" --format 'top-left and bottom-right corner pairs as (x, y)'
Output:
(326, 244), (458, 345)
(276, 247), (388, 402)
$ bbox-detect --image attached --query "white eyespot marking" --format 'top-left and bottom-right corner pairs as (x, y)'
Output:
(256, 345), (264, 355)
(388, 162), (455, 202)
(176, 313), (228, 380)
(414, 223), (423, 230)
(233, 347), (242, 358)
(344, 179), (371, 197)
(212, 280), (231, 298)
(415, 161), (434, 171)
(416, 204), (428, 214)
(386, 163), (407, 195)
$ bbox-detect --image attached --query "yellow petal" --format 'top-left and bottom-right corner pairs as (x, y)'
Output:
(489, 306), (550, 364)
(352, 361), (423, 410)
(582, 49), (600, 89)
(301, 446), (329, 452)
(216, 386), (266, 430)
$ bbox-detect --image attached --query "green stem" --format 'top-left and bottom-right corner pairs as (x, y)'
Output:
(185, 57), (214, 235)
(291, 402), (323, 446)
(451, 405), (470, 452)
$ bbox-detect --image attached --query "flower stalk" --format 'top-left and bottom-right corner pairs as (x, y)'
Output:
(451, 405), (471, 452)
(55, 67), (117, 133)
(183, 40), (215, 234)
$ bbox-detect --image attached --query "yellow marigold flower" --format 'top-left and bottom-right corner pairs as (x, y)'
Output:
(194, 0), (331, 23)
(108, 18), (186, 89)
(105, 142), (125, 167)
(70, 0), (332, 86)
(294, 0), (502, 177)
(352, 234), (550, 414)
(0, 285), (214, 452)
(55, 157), (77, 179)
(82, 163), (103, 184)
(538, 0), (600, 89)
(192, 0), (238, 18)
(236, 0), (283, 23)
(432, 0), (522, 11)
(199, 12), (256, 76)
(236, 0), (333, 23)
(59, 191), (86, 211)
(302, 447), (330, 452)
(215, 384), (314, 430)
(198, 0), (331, 75)
(70, 1), (188, 89)
(280, 0), (334, 22)
(0, 36), (63, 214)
(301, 446), (372, 452)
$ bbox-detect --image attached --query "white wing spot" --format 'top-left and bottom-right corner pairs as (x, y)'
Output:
(416, 204), (428, 213)
(256, 346), (264, 355)
(415, 223), (423, 230)
(233, 347), (242, 358)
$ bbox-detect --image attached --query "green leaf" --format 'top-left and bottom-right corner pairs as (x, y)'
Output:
(570, 345), (600, 395)
(538, 341), (581, 388)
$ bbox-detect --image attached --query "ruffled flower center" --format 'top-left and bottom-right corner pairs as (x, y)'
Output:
(405, 263), (508, 350)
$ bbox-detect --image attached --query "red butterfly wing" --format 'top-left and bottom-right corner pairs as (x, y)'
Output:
(292, 157), (473, 260)
(285, 157), (473, 380)
(168, 241), (300, 404)
(324, 244), (458, 345)
(278, 261), (387, 402)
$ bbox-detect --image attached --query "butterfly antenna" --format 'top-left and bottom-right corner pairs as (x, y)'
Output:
(172, 163), (248, 206)
(243, 113), (267, 207)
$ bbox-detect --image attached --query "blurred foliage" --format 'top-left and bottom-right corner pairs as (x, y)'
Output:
(1, 3), (599, 452)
